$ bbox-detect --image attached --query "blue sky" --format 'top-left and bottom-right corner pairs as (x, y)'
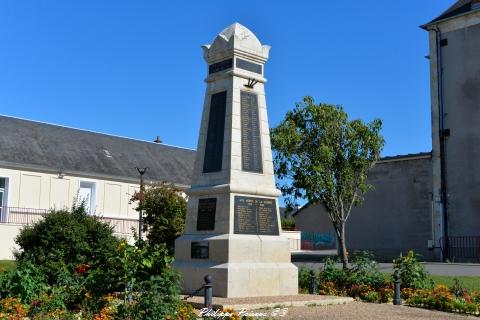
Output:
(0, 1), (452, 156)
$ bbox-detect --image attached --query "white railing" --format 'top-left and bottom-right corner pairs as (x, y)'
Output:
(0, 206), (139, 236)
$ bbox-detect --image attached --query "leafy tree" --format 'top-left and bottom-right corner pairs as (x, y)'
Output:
(132, 183), (187, 253)
(271, 96), (384, 269)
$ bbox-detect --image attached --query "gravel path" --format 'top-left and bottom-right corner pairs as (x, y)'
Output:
(256, 302), (478, 320)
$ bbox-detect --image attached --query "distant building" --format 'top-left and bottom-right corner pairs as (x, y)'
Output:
(0, 115), (195, 259)
(294, 1), (480, 262)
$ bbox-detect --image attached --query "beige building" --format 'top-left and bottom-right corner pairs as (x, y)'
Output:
(294, 1), (480, 262)
(0, 115), (195, 259)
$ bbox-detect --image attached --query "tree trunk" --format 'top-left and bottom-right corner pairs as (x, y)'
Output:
(336, 224), (349, 270)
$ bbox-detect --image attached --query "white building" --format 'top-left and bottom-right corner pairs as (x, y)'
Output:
(0, 115), (195, 259)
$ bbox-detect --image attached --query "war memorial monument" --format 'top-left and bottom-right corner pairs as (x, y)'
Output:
(174, 23), (298, 298)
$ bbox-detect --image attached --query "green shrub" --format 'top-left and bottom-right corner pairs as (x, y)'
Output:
(132, 183), (187, 253)
(116, 272), (184, 319)
(298, 267), (314, 291)
(362, 290), (378, 303)
(393, 250), (433, 290)
(349, 251), (385, 289)
(320, 258), (347, 285)
(15, 202), (119, 288)
(281, 217), (295, 230)
(0, 261), (47, 303)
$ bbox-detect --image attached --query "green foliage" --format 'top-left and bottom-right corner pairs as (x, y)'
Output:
(15, 202), (119, 287)
(116, 271), (185, 320)
(362, 291), (378, 303)
(299, 253), (393, 303)
(271, 96), (384, 267)
(298, 267), (314, 291)
(1, 197), (194, 319)
(132, 183), (187, 253)
(280, 217), (295, 230)
(393, 250), (434, 290)
(107, 239), (175, 303)
(0, 261), (47, 303)
(349, 251), (385, 289)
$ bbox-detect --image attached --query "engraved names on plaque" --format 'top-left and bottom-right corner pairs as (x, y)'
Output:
(196, 198), (216, 231)
(236, 58), (262, 75)
(209, 58), (233, 74)
(234, 196), (279, 235)
(241, 91), (263, 173)
(203, 91), (227, 173)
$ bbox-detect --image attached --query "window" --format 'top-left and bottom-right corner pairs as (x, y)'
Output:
(0, 178), (8, 222)
(79, 181), (96, 214)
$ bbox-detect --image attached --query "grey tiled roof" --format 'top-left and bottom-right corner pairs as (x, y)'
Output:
(0, 115), (196, 186)
(425, 0), (475, 26)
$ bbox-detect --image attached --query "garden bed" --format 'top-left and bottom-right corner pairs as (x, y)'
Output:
(298, 251), (480, 316)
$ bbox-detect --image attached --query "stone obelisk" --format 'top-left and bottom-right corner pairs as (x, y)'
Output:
(174, 23), (298, 298)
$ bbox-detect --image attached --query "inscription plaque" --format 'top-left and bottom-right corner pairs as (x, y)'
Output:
(236, 58), (262, 74)
(191, 242), (209, 259)
(203, 91), (227, 173)
(196, 198), (216, 231)
(234, 196), (279, 235)
(209, 59), (233, 74)
(241, 92), (263, 173)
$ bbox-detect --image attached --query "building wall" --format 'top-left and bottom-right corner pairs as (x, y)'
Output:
(427, 11), (480, 252)
(294, 156), (436, 262)
(0, 166), (140, 218)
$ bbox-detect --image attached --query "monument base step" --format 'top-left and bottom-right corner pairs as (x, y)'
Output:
(182, 294), (354, 310)
(174, 261), (298, 297)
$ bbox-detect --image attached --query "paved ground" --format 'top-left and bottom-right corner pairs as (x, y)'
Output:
(295, 262), (480, 276)
(185, 294), (352, 310)
(257, 302), (478, 319)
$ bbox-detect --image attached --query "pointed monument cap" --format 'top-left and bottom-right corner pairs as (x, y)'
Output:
(202, 22), (270, 63)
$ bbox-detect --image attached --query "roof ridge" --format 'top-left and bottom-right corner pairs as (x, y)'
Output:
(0, 113), (196, 152)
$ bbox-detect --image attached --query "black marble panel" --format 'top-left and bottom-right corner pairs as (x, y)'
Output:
(236, 58), (262, 74)
(203, 91), (227, 173)
(241, 91), (263, 173)
(234, 196), (279, 235)
(209, 59), (233, 74)
(191, 241), (209, 259)
(196, 198), (216, 231)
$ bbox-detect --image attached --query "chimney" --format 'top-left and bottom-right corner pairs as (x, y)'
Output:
(153, 136), (162, 144)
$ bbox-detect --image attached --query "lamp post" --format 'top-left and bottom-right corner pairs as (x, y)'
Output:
(135, 167), (148, 242)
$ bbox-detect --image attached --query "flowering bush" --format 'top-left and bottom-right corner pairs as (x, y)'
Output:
(393, 250), (433, 290)
(304, 252), (393, 303)
(407, 284), (480, 315)
(298, 250), (480, 315)
(0, 239), (196, 319)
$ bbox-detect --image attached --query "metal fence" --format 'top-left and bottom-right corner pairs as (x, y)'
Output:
(441, 236), (480, 262)
(0, 206), (139, 236)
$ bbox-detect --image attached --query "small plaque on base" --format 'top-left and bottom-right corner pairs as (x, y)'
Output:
(191, 242), (209, 259)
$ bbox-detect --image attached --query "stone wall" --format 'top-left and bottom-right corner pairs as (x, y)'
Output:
(439, 22), (480, 238)
(293, 155), (436, 262)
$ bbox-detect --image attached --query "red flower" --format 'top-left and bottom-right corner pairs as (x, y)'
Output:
(75, 264), (90, 274)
